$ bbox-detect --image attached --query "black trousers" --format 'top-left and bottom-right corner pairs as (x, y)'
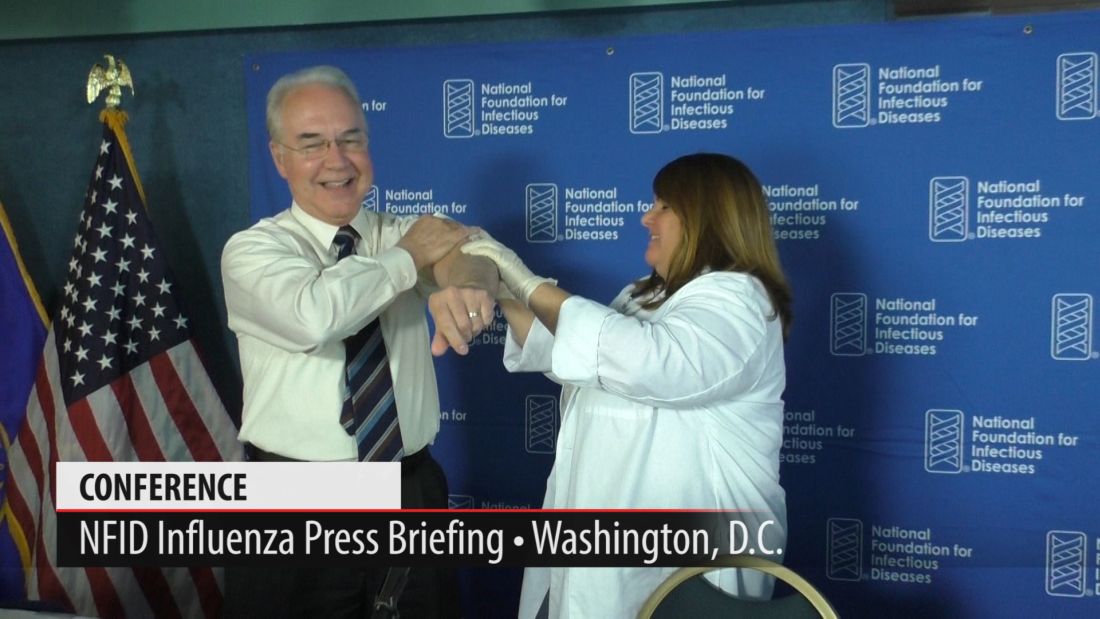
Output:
(222, 447), (460, 618)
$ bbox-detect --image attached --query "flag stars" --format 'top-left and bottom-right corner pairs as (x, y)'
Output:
(55, 131), (200, 403)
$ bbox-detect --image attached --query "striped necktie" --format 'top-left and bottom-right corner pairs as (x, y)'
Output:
(332, 226), (404, 462)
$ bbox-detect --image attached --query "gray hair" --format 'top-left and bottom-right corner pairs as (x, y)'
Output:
(265, 65), (365, 140)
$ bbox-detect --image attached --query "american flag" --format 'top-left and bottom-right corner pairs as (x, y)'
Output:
(3, 110), (243, 618)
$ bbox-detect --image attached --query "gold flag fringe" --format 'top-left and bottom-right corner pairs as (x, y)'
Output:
(100, 108), (148, 208)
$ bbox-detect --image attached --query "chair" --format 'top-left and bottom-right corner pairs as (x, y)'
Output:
(637, 555), (839, 619)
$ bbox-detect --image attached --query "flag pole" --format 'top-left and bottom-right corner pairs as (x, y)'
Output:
(0, 52), (243, 617)
(88, 54), (147, 207)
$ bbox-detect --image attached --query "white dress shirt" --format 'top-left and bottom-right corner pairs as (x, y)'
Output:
(504, 271), (788, 619)
(221, 203), (441, 460)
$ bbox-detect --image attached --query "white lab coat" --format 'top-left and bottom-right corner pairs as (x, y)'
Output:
(504, 272), (788, 619)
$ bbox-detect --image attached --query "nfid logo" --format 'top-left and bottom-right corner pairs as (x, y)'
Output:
(1056, 53), (1098, 121)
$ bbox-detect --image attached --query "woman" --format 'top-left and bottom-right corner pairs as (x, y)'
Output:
(463, 153), (792, 618)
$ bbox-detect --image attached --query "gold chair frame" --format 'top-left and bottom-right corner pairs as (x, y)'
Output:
(637, 555), (839, 618)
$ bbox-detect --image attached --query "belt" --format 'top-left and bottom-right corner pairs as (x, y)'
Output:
(249, 444), (429, 468)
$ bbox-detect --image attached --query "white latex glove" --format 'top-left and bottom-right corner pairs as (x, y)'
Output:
(461, 236), (555, 304)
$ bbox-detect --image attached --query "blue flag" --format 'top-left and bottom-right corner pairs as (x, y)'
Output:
(0, 200), (48, 603)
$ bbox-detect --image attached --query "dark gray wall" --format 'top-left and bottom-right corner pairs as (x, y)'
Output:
(0, 1), (888, 418)
(2, 0), (730, 40)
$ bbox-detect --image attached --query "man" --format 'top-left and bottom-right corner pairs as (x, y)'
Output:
(221, 65), (497, 617)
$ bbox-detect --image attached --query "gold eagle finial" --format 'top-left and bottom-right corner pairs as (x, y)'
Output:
(86, 54), (134, 108)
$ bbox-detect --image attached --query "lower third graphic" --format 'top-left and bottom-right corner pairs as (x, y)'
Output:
(1045, 530), (1087, 597)
(525, 395), (558, 454)
(925, 409), (964, 474)
(1051, 293), (1094, 360)
(826, 517), (863, 581)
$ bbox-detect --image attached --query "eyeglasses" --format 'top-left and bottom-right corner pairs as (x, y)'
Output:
(277, 135), (368, 160)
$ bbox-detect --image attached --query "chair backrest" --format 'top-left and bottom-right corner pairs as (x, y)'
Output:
(636, 555), (839, 619)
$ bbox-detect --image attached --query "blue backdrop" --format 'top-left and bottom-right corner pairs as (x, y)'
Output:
(244, 10), (1099, 618)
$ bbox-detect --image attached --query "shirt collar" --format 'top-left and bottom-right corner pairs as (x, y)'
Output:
(289, 202), (371, 250)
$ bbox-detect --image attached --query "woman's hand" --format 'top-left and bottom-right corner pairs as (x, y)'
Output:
(461, 236), (556, 304)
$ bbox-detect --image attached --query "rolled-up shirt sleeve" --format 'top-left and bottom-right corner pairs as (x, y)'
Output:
(549, 276), (772, 408)
(222, 228), (417, 353)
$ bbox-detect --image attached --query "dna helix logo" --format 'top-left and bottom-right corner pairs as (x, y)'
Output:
(826, 517), (863, 581)
(448, 494), (475, 509)
(361, 185), (380, 212)
(924, 409), (964, 474)
(443, 79), (476, 138)
(629, 72), (664, 134)
(525, 395), (559, 454)
(1056, 52), (1098, 121)
(1051, 294), (1095, 361)
(1045, 530), (1087, 597)
(830, 293), (867, 356)
(525, 183), (559, 243)
(832, 64), (871, 128)
(929, 177), (969, 242)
